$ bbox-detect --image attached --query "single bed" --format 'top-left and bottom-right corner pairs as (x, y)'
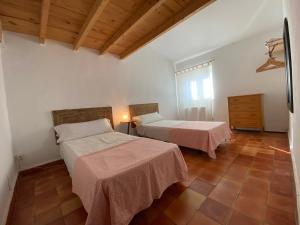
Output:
(129, 103), (232, 159)
(52, 107), (187, 225)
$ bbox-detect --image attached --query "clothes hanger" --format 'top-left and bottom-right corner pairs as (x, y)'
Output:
(256, 42), (285, 73)
(256, 58), (285, 72)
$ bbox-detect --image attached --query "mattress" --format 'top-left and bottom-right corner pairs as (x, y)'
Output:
(60, 131), (138, 176)
(136, 120), (184, 141)
(136, 119), (231, 158)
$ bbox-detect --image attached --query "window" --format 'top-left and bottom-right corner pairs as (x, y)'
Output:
(190, 81), (198, 100)
(203, 78), (214, 99)
(176, 63), (214, 120)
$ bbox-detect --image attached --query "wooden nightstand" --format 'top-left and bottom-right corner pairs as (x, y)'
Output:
(121, 121), (132, 134)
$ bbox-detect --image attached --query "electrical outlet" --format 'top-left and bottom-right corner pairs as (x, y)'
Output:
(16, 154), (23, 160)
(15, 154), (23, 170)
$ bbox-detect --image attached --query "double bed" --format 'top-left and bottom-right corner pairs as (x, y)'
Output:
(129, 103), (232, 159)
(52, 107), (187, 225)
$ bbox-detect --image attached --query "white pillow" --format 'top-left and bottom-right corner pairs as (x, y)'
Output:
(54, 118), (113, 143)
(132, 112), (163, 126)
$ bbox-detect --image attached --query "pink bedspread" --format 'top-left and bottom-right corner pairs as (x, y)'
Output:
(170, 121), (231, 159)
(72, 138), (187, 225)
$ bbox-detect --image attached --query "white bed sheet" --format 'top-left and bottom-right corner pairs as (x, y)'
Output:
(60, 132), (138, 176)
(136, 120), (184, 142)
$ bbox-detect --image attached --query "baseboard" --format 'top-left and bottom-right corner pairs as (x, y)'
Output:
(290, 150), (300, 225)
(264, 130), (288, 133)
(1, 170), (18, 225)
(20, 156), (61, 171)
(232, 128), (288, 133)
(20, 159), (64, 175)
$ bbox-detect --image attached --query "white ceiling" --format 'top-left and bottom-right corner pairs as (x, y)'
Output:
(147, 0), (283, 62)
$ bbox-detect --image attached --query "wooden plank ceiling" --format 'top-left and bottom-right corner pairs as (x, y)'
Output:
(0, 0), (214, 58)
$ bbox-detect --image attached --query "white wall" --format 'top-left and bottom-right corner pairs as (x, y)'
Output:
(0, 43), (18, 225)
(1, 32), (177, 170)
(175, 28), (289, 132)
(283, 0), (300, 220)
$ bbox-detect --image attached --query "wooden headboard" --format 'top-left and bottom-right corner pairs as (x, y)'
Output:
(52, 106), (114, 128)
(128, 103), (159, 119)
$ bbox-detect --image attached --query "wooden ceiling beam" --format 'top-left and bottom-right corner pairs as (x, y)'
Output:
(99, 0), (164, 54)
(73, 0), (109, 50)
(40, 0), (51, 44)
(120, 0), (215, 59)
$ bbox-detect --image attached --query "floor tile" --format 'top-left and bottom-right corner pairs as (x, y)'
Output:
(56, 178), (73, 201)
(256, 152), (274, 160)
(258, 148), (275, 155)
(270, 175), (294, 197)
(240, 146), (258, 157)
(181, 174), (197, 187)
(189, 179), (214, 196)
(140, 206), (160, 224)
(274, 160), (293, 176)
(233, 196), (266, 221)
(275, 150), (291, 161)
(268, 193), (296, 213)
(63, 207), (87, 225)
(218, 178), (241, 191)
(198, 170), (221, 185)
(165, 183), (187, 198)
(47, 219), (66, 225)
(224, 164), (249, 183)
(209, 179), (241, 206)
(11, 206), (33, 225)
(248, 169), (272, 181)
(243, 177), (269, 192)
(233, 155), (254, 167)
(177, 189), (206, 209)
(164, 198), (196, 225)
(35, 177), (57, 195)
(188, 211), (219, 225)
(251, 161), (273, 171)
(60, 197), (82, 216)
(152, 192), (176, 211)
(35, 207), (62, 225)
(239, 185), (267, 203)
(150, 213), (175, 225)
(200, 198), (231, 224)
(228, 210), (260, 225)
(34, 189), (60, 215)
(265, 207), (296, 225)
(14, 193), (34, 210)
(128, 212), (144, 225)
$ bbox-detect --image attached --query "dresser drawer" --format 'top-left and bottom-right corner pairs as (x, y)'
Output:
(228, 95), (261, 105)
(230, 119), (262, 128)
(229, 104), (260, 112)
(229, 112), (261, 120)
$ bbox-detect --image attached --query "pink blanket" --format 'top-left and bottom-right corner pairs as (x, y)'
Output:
(72, 138), (187, 225)
(170, 121), (231, 159)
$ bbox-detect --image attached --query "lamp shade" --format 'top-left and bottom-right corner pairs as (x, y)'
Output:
(122, 114), (129, 122)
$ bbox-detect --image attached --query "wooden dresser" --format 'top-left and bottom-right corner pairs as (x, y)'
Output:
(228, 94), (264, 131)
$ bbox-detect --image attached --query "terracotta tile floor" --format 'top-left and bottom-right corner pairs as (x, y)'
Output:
(7, 131), (298, 225)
